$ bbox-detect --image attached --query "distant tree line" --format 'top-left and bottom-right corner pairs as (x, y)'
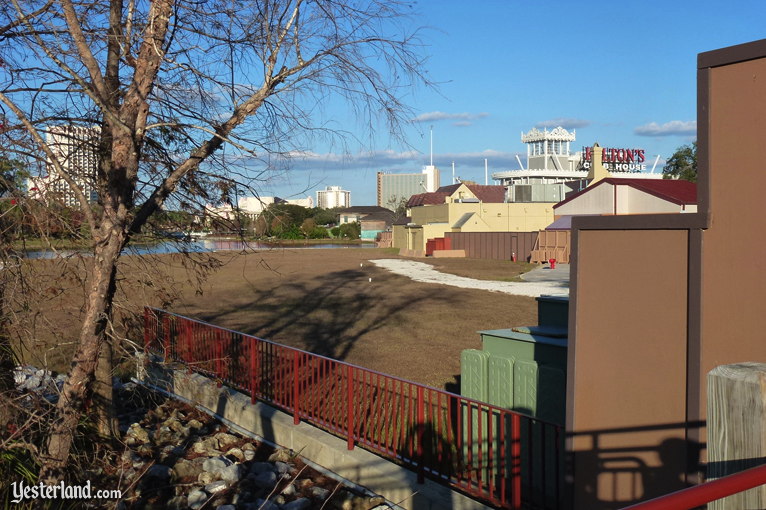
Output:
(208, 203), (360, 240)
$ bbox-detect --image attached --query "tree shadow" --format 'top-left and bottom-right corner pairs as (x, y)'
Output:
(190, 267), (455, 366)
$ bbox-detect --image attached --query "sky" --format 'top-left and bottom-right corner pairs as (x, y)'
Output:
(254, 0), (766, 206)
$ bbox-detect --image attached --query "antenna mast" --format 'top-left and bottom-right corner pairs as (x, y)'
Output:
(430, 125), (433, 166)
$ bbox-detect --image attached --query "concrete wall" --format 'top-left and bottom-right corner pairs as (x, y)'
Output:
(141, 365), (490, 510)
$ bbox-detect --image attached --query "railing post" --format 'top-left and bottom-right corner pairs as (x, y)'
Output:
(511, 413), (522, 510)
(347, 364), (354, 450)
(162, 313), (170, 361)
(250, 338), (257, 405)
(183, 320), (192, 372)
(215, 329), (223, 387)
(417, 385), (425, 484)
(293, 350), (300, 425)
(143, 307), (150, 353)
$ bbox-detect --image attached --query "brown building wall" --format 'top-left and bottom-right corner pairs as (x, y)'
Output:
(444, 231), (538, 261)
(565, 40), (766, 509)
(694, 49), (766, 445)
(568, 229), (690, 507)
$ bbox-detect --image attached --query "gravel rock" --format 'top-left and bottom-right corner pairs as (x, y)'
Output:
(310, 486), (331, 500)
(204, 480), (228, 494)
(226, 447), (245, 462)
(202, 456), (233, 477)
(198, 471), (217, 485)
(267, 449), (293, 463)
(249, 462), (275, 475)
(126, 423), (150, 444)
(274, 461), (290, 474)
(214, 432), (239, 449)
(253, 500), (278, 510)
(172, 459), (204, 480)
(253, 470), (278, 489)
(187, 489), (209, 510)
(283, 498), (311, 510)
(219, 463), (242, 483)
(146, 464), (173, 480)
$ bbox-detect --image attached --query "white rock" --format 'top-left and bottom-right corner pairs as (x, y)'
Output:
(187, 489), (208, 510)
(219, 464), (241, 483)
(202, 456), (233, 476)
(204, 480), (228, 494)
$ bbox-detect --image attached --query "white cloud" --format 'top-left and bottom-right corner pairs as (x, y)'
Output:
(634, 120), (697, 137)
(411, 111), (489, 123)
(246, 148), (524, 173)
(535, 118), (591, 130)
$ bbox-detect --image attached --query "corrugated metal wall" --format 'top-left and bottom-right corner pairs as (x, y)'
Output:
(445, 231), (539, 261)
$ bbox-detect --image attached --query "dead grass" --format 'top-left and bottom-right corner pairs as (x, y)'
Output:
(13, 248), (538, 391)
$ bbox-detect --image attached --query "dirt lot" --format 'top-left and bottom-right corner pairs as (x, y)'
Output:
(15, 248), (539, 391)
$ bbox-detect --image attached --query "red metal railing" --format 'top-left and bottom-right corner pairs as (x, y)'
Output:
(620, 463), (766, 510)
(143, 307), (565, 509)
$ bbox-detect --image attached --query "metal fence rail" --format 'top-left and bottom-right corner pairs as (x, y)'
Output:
(620, 463), (766, 510)
(144, 307), (564, 509)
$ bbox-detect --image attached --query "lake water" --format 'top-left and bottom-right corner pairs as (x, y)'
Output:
(24, 239), (376, 259)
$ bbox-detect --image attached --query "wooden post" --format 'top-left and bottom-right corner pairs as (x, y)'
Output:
(707, 362), (766, 510)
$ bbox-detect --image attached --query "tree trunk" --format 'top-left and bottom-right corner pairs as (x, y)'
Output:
(38, 231), (124, 483)
(94, 317), (117, 437)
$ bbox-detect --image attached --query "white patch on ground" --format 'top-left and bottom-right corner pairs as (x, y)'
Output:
(369, 259), (568, 297)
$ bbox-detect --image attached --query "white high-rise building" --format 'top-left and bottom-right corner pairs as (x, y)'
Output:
(376, 165), (440, 210)
(28, 125), (100, 207)
(316, 186), (350, 209)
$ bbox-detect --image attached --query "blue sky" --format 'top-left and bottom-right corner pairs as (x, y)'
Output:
(257, 0), (766, 206)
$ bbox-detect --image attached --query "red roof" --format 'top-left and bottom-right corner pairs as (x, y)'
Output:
(554, 178), (697, 209)
(408, 183), (506, 207)
(407, 192), (450, 207)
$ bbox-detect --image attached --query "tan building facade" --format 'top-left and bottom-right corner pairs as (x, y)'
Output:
(392, 182), (554, 253)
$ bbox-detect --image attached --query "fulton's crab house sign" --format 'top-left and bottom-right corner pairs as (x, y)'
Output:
(582, 146), (646, 172)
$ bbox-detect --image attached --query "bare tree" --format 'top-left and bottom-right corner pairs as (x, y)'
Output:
(0, 0), (428, 482)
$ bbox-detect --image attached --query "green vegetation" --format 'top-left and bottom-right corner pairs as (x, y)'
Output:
(663, 141), (697, 182)
(249, 205), (360, 240)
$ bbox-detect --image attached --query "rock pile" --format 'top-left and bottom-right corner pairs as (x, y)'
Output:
(13, 366), (391, 510)
(119, 395), (389, 510)
(13, 365), (67, 403)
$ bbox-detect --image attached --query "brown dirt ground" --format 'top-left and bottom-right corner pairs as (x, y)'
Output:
(15, 248), (538, 391)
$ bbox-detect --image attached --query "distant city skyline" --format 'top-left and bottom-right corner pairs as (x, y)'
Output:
(226, 1), (766, 206)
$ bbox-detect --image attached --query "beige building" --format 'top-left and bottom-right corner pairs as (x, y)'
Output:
(553, 177), (697, 218)
(392, 182), (554, 254)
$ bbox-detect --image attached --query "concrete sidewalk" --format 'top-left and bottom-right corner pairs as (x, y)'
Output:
(520, 263), (570, 286)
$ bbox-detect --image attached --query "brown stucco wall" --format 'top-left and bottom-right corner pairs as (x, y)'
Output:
(565, 39), (766, 509)
(568, 229), (690, 508)
(696, 52), (766, 439)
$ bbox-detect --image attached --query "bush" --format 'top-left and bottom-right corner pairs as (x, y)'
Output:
(338, 222), (360, 240)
